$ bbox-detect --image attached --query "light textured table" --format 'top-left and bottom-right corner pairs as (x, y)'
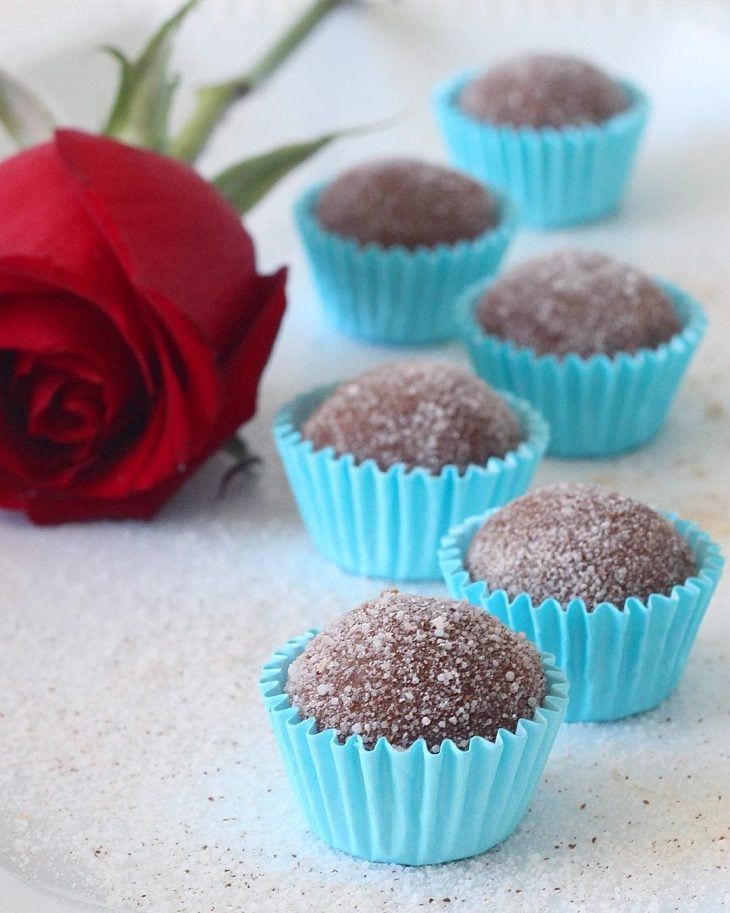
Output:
(1, 2), (729, 911)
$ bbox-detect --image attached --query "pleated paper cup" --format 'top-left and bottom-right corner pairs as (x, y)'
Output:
(260, 632), (568, 865)
(439, 510), (724, 723)
(294, 181), (517, 345)
(433, 71), (649, 229)
(273, 384), (548, 581)
(457, 277), (706, 458)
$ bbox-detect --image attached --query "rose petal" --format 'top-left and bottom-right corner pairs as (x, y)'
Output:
(0, 141), (157, 377)
(54, 129), (264, 354)
(214, 267), (288, 443)
(0, 141), (219, 441)
(0, 291), (141, 432)
(1, 272), (287, 520)
(75, 294), (221, 497)
(29, 378), (105, 445)
(0, 286), (222, 499)
(7, 472), (184, 524)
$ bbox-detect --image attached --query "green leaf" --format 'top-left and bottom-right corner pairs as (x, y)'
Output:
(102, 0), (198, 152)
(0, 68), (55, 149)
(100, 46), (133, 120)
(212, 132), (340, 214)
(212, 113), (394, 213)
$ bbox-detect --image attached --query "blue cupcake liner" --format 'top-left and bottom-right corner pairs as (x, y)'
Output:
(457, 277), (706, 458)
(273, 385), (548, 581)
(293, 181), (517, 345)
(433, 72), (649, 228)
(439, 510), (723, 723)
(260, 632), (568, 865)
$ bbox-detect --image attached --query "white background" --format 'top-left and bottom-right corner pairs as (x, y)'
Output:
(1, 2), (729, 911)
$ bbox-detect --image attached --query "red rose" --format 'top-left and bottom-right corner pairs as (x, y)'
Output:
(0, 129), (286, 524)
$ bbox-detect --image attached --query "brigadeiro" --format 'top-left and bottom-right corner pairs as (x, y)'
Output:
(301, 358), (521, 474)
(438, 482), (723, 722)
(261, 591), (568, 863)
(285, 590), (547, 751)
(458, 249), (706, 457)
(475, 249), (682, 358)
(273, 359), (548, 580)
(459, 53), (629, 128)
(315, 157), (498, 249)
(465, 482), (697, 607)
(433, 51), (649, 227)
(294, 158), (517, 344)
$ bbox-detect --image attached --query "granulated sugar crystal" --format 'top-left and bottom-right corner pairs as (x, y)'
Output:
(466, 483), (697, 607)
(285, 590), (547, 751)
(476, 250), (682, 358)
(301, 359), (521, 473)
(460, 53), (629, 128)
(315, 158), (498, 249)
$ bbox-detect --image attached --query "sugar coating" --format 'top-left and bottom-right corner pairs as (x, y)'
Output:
(315, 157), (498, 249)
(460, 52), (629, 127)
(285, 590), (547, 751)
(301, 359), (521, 474)
(477, 249), (682, 358)
(466, 482), (698, 608)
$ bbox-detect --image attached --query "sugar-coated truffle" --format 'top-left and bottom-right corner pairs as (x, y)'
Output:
(476, 249), (682, 358)
(315, 158), (498, 249)
(285, 590), (547, 751)
(466, 482), (697, 607)
(460, 53), (629, 128)
(302, 359), (521, 474)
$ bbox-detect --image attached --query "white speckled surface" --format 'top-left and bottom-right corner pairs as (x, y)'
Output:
(1, 2), (729, 911)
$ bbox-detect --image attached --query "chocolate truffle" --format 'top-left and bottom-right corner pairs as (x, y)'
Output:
(476, 250), (682, 358)
(285, 590), (547, 751)
(315, 158), (498, 249)
(302, 359), (521, 474)
(466, 482), (697, 608)
(460, 53), (629, 128)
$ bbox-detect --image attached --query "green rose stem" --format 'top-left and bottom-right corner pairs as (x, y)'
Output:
(171, 0), (346, 164)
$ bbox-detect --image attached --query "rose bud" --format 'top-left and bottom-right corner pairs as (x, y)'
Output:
(0, 129), (286, 524)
